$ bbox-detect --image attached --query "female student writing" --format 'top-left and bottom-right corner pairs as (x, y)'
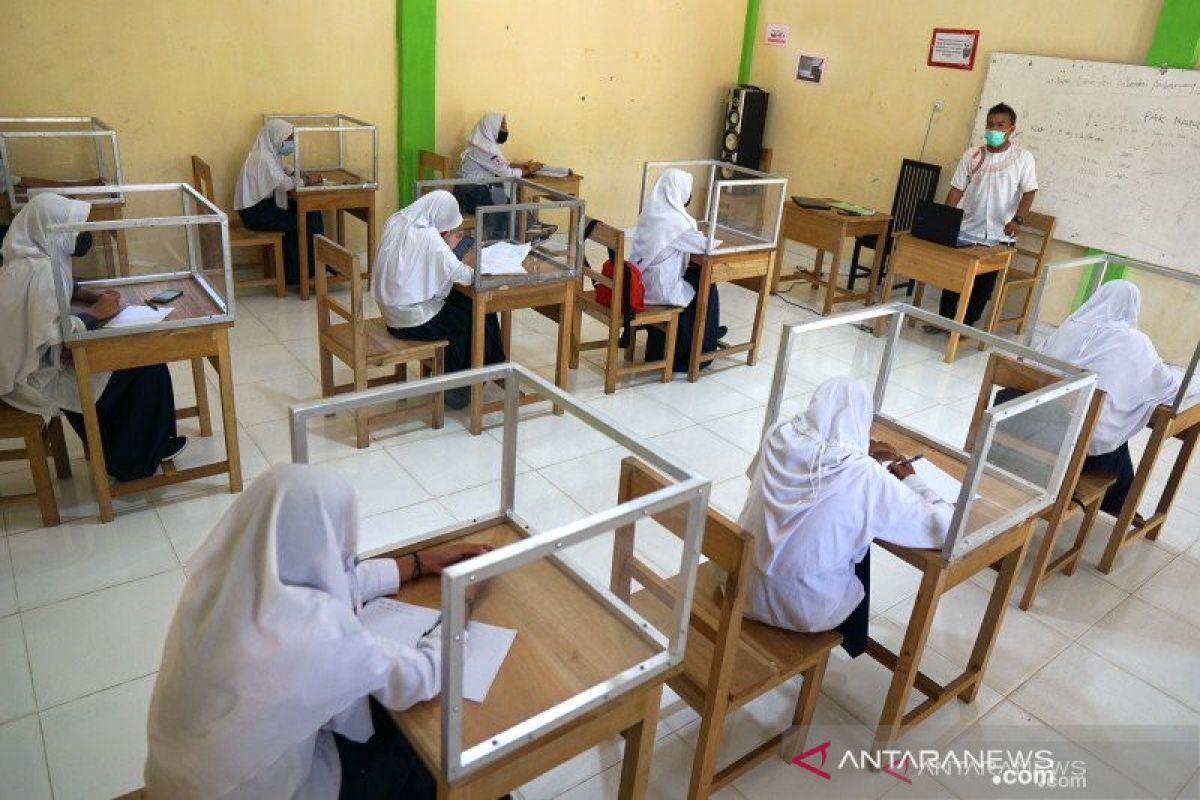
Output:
(371, 190), (506, 410)
(629, 168), (724, 372)
(0, 192), (183, 481)
(737, 377), (951, 655)
(234, 118), (325, 288)
(144, 463), (491, 799)
(455, 112), (552, 240)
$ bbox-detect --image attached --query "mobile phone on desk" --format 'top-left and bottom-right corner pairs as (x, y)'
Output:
(148, 289), (183, 305)
(452, 234), (476, 260)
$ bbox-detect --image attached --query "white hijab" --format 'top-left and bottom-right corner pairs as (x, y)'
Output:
(744, 378), (875, 574)
(629, 168), (696, 267)
(371, 190), (465, 311)
(145, 464), (398, 798)
(1040, 279), (1181, 454)
(0, 193), (92, 408)
(233, 119), (294, 211)
(462, 112), (506, 164)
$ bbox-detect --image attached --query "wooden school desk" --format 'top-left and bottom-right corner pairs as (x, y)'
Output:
(291, 170), (377, 301)
(517, 171), (583, 256)
(772, 201), (892, 315)
(865, 418), (1043, 752)
(456, 256), (576, 435)
(387, 521), (669, 800)
(881, 233), (1013, 363)
(1099, 400), (1200, 573)
(69, 277), (241, 522)
(685, 226), (774, 383)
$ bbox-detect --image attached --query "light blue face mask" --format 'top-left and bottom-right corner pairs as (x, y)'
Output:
(279, 140), (296, 157)
(984, 129), (1007, 147)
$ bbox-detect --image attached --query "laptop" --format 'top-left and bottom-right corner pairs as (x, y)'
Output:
(911, 200), (973, 248)
(791, 196), (831, 210)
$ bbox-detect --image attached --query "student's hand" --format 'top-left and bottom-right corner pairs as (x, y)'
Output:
(869, 439), (901, 463)
(520, 163), (538, 177)
(419, 542), (493, 574)
(888, 459), (916, 481)
(1003, 220), (1021, 238)
(443, 230), (465, 249)
(89, 292), (121, 322)
(464, 579), (490, 617)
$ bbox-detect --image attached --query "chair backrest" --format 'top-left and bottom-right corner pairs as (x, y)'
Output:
(583, 218), (629, 325)
(190, 155), (217, 205)
(888, 159), (942, 235)
(314, 235), (368, 369)
(418, 149), (453, 182)
(1009, 210), (1056, 279)
(759, 147), (773, 173)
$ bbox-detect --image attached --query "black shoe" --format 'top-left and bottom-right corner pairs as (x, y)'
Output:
(716, 325), (729, 340)
(445, 388), (471, 410)
(161, 436), (188, 462)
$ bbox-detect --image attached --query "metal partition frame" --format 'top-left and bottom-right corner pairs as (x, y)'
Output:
(1023, 253), (1200, 412)
(0, 116), (124, 210)
(263, 113), (379, 191)
(764, 302), (1097, 560)
(415, 175), (585, 292)
(638, 159), (787, 255)
(289, 363), (710, 782)
(41, 182), (233, 342)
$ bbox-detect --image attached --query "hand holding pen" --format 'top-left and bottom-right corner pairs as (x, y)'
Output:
(888, 453), (924, 480)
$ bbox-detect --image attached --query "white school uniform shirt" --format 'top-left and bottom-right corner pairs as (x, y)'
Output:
(372, 191), (474, 329)
(145, 464), (444, 800)
(0, 193), (110, 419)
(737, 378), (952, 633)
(950, 143), (1037, 245)
(234, 119), (297, 211)
(458, 112), (522, 180)
(1039, 279), (1181, 455)
(629, 169), (707, 307)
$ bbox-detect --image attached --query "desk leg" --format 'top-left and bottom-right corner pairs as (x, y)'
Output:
(553, 289), (574, 415)
(1100, 422), (1170, 573)
(822, 240), (844, 316)
(469, 296), (487, 436)
(865, 228), (886, 306)
(873, 565), (946, 753)
(873, 270), (898, 338)
(335, 209), (346, 247)
(960, 526), (1030, 703)
(687, 265), (712, 383)
(296, 204), (310, 301)
(189, 358), (212, 437)
(215, 331), (242, 493)
(810, 250), (825, 287)
(747, 272), (770, 366)
(771, 235), (787, 294)
(945, 269), (975, 363)
(1148, 425), (1200, 542)
(365, 196), (377, 283)
(618, 685), (663, 800)
(72, 349), (115, 522)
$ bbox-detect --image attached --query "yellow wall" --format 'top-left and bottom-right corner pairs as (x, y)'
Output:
(1, 0), (398, 236)
(436, 0), (745, 228)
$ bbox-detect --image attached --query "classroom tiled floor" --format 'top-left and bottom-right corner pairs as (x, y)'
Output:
(2, 248), (1199, 799)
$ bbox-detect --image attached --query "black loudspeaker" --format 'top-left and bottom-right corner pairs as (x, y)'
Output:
(719, 85), (769, 171)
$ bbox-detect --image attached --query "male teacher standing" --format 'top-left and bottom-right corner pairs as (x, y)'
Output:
(933, 102), (1038, 328)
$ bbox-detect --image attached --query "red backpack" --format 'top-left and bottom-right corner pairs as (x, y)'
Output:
(586, 219), (645, 347)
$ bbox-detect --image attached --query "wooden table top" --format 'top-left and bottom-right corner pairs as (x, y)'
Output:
(390, 522), (658, 757)
(694, 221), (776, 252)
(76, 276), (226, 327)
(786, 199), (891, 225)
(893, 231), (1014, 261)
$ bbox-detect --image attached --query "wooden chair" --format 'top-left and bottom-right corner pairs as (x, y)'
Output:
(0, 403), (72, 527)
(992, 210), (1056, 335)
(570, 220), (683, 393)
(314, 236), (447, 448)
(190, 155), (285, 298)
(848, 158), (941, 296)
(965, 353), (1114, 609)
(612, 457), (842, 799)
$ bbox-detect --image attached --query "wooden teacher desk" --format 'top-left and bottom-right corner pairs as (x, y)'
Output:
(70, 277), (242, 522)
(881, 233), (1013, 363)
(772, 201), (892, 315)
(292, 170), (377, 301)
(866, 418), (1043, 751)
(387, 521), (669, 800)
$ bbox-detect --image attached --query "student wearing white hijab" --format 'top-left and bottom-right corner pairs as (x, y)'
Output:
(1035, 279), (1182, 514)
(738, 378), (951, 655)
(629, 168), (724, 372)
(145, 463), (491, 799)
(454, 112), (551, 241)
(234, 118), (325, 288)
(371, 190), (506, 410)
(0, 193), (184, 481)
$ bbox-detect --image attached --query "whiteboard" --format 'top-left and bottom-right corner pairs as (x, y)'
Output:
(971, 54), (1200, 272)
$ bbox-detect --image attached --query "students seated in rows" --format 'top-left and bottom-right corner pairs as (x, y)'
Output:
(371, 190), (506, 409)
(234, 118), (325, 288)
(1038, 279), (1182, 515)
(454, 112), (551, 240)
(737, 378), (951, 655)
(630, 168), (724, 372)
(0, 193), (184, 481)
(145, 463), (491, 799)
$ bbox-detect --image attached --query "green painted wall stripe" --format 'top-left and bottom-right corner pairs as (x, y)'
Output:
(737, 0), (760, 84)
(398, 0), (437, 206)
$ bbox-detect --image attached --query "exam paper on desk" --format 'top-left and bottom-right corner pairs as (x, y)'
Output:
(534, 165), (571, 178)
(912, 458), (970, 506)
(480, 241), (532, 275)
(361, 598), (517, 703)
(105, 305), (173, 328)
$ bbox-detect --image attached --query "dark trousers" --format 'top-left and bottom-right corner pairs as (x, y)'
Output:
(238, 197), (325, 286)
(938, 271), (1000, 327)
(64, 364), (177, 482)
(335, 698), (436, 800)
(836, 549), (870, 658)
(386, 291), (506, 374)
(645, 268), (722, 372)
(1083, 442), (1136, 516)
(452, 184), (513, 240)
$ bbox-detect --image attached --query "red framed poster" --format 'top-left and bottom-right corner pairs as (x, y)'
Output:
(928, 28), (979, 70)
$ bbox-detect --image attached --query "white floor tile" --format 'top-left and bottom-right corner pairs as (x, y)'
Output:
(868, 544), (921, 618)
(515, 737), (625, 800)
(1134, 556), (1200, 629)
(321, 450), (430, 518)
(1151, 505), (1200, 556)
(387, 429), (516, 496)
(635, 376), (762, 424)
(247, 415), (367, 465)
(707, 360), (808, 405)
(701, 407), (769, 453)
(228, 343), (310, 385)
(0, 715), (51, 800)
(899, 403), (973, 451)
(439, 471), (589, 534)
(41, 674), (155, 800)
(493, 411), (618, 470)
(554, 730), (743, 800)
(538, 447), (632, 514)
(23, 570), (183, 709)
(0, 616), (35, 724)
(649, 427), (754, 483)
(154, 489), (240, 565)
(256, 305), (320, 342)
(231, 372), (323, 427)
(357, 500), (458, 557)
(8, 509), (177, 611)
(0, 539), (16, 618)
(225, 312), (276, 351)
(710, 475), (751, 519)
(583, 391), (694, 438)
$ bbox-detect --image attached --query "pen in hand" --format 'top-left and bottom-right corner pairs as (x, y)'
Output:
(890, 454), (925, 469)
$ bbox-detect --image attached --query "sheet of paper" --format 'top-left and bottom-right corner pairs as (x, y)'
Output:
(705, 238), (724, 252)
(912, 458), (966, 505)
(535, 165), (571, 178)
(480, 241), (532, 275)
(361, 598), (440, 647)
(105, 304), (173, 328)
